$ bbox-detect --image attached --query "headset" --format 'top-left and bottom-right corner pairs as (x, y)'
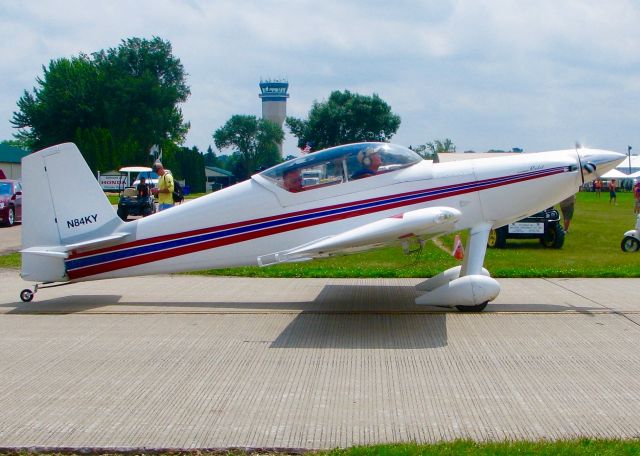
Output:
(358, 148), (375, 166)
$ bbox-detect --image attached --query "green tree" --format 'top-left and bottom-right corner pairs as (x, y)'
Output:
(411, 138), (456, 162)
(93, 37), (190, 163)
(427, 138), (456, 154)
(11, 36), (190, 171)
(172, 146), (206, 193)
(12, 55), (100, 151)
(213, 115), (284, 179)
(204, 145), (221, 168)
(286, 90), (401, 151)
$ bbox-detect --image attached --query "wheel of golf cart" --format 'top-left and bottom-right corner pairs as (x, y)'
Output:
(487, 227), (507, 248)
(540, 223), (564, 248)
(117, 207), (128, 221)
(621, 236), (640, 253)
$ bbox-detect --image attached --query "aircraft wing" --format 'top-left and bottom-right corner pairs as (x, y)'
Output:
(258, 206), (460, 266)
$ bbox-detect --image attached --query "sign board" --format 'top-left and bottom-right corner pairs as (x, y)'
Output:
(508, 222), (544, 234)
(99, 174), (126, 191)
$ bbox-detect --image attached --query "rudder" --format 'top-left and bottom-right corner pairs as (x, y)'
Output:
(21, 143), (123, 282)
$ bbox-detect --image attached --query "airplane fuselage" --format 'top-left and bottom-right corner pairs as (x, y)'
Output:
(64, 149), (583, 281)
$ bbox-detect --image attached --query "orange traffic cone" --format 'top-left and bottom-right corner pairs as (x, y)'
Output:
(453, 234), (464, 260)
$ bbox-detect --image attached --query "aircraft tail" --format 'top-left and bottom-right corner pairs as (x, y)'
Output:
(21, 143), (125, 283)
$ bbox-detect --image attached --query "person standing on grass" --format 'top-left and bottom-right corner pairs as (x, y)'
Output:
(559, 193), (576, 233)
(151, 160), (174, 212)
(594, 179), (602, 197)
(609, 179), (617, 205)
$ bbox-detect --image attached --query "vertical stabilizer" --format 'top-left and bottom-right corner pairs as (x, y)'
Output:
(21, 143), (123, 282)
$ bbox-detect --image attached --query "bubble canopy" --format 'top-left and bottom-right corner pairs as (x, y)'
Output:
(260, 142), (423, 193)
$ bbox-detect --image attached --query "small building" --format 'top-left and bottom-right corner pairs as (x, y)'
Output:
(0, 144), (30, 179)
(205, 166), (235, 192)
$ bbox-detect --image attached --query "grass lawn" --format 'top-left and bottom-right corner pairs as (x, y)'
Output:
(326, 439), (640, 456)
(3, 192), (639, 277)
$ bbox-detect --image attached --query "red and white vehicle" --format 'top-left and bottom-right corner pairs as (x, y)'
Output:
(0, 179), (22, 227)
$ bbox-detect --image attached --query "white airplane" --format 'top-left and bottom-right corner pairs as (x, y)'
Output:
(19, 142), (624, 311)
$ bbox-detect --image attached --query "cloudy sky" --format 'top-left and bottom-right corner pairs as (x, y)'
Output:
(1, 0), (639, 155)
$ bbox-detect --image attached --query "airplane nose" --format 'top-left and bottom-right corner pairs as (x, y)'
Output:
(577, 149), (626, 180)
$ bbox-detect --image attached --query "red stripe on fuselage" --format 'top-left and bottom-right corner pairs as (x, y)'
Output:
(67, 168), (564, 279)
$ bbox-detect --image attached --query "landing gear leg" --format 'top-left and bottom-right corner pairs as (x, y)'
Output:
(460, 223), (491, 277)
(456, 223), (496, 312)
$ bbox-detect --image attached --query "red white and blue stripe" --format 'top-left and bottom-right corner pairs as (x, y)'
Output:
(65, 166), (569, 280)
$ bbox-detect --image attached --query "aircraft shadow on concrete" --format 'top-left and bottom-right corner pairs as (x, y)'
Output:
(270, 311), (448, 349)
(5, 295), (122, 314)
(3, 283), (604, 317)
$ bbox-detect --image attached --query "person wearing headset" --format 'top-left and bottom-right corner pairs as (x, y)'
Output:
(351, 147), (382, 180)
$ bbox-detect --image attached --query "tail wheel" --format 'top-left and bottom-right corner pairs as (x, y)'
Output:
(621, 236), (640, 252)
(20, 289), (34, 302)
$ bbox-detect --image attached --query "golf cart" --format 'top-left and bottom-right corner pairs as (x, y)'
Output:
(116, 166), (156, 221)
(488, 207), (565, 249)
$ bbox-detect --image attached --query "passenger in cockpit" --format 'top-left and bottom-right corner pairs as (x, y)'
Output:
(351, 147), (382, 180)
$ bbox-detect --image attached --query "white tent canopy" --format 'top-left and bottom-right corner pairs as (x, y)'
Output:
(601, 169), (630, 179)
(616, 155), (640, 172)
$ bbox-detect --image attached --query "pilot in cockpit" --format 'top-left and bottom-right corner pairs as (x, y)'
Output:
(351, 147), (382, 180)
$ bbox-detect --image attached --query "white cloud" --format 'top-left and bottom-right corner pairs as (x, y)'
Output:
(1, 0), (639, 155)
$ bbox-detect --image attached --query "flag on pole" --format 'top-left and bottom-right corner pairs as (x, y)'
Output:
(453, 234), (464, 260)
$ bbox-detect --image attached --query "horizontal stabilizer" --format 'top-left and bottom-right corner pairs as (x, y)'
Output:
(20, 232), (130, 259)
(20, 246), (68, 259)
(258, 207), (460, 266)
(64, 232), (129, 251)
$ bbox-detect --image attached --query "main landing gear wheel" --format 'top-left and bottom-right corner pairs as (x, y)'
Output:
(455, 301), (488, 312)
(20, 289), (34, 302)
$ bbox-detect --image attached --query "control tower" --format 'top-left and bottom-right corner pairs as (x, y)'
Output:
(259, 79), (289, 155)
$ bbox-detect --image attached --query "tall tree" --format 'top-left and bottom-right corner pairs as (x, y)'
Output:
(92, 37), (190, 163)
(11, 36), (190, 171)
(286, 90), (401, 151)
(213, 115), (284, 179)
(173, 146), (206, 193)
(12, 56), (99, 150)
(204, 145), (221, 168)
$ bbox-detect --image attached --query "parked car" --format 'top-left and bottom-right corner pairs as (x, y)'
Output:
(0, 179), (22, 227)
(487, 207), (565, 249)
